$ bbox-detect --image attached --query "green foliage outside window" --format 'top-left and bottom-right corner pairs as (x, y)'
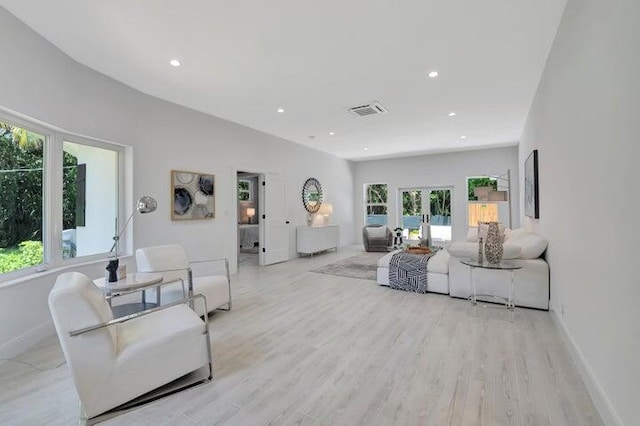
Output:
(467, 177), (497, 201)
(0, 241), (43, 273)
(1, 121), (78, 274)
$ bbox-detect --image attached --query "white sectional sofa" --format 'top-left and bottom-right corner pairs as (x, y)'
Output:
(376, 228), (550, 310)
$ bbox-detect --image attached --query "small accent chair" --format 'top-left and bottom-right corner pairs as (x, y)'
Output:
(136, 244), (231, 316)
(48, 272), (212, 425)
(363, 224), (393, 252)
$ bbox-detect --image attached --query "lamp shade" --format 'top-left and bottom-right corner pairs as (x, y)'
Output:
(487, 190), (508, 202)
(474, 186), (491, 201)
(318, 202), (333, 215)
(246, 207), (256, 217)
(137, 196), (158, 213)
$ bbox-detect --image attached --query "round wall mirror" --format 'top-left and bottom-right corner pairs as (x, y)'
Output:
(302, 178), (323, 213)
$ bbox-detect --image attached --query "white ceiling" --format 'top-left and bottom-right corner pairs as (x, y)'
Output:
(0, 0), (566, 161)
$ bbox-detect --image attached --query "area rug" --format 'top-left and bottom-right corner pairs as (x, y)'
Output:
(311, 252), (388, 281)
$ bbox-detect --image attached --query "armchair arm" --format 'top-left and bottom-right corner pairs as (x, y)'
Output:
(189, 257), (230, 283)
(69, 294), (208, 337)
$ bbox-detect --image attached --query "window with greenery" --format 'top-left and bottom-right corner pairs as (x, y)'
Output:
(0, 122), (45, 274)
(1, 115), (123, 279)
(365, 183), (388, 225)
(467, 176), (498, 226)
(238, 179), (252, 201)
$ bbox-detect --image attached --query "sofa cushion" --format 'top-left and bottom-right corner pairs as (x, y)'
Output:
(505, 229), (548, 259)
(367, 226), (387, 238)
(448, 242), (521, 260)
(427, 250), (449, 274)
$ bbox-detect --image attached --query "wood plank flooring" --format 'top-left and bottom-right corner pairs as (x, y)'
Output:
(0, 247), (603, 425)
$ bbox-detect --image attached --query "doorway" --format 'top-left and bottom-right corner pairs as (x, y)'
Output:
(398, 187), (453, 243)
(237, 172), (260, 267)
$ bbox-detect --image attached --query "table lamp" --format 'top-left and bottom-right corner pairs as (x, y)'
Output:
(106, 195), (157, 282)
(246, 207), (256, 224)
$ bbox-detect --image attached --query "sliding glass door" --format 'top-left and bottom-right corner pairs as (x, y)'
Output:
(399, 187), (452, 243)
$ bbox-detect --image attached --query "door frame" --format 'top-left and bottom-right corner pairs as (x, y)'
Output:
(234, 169), (265, 267)
(397, 185), (454, 242)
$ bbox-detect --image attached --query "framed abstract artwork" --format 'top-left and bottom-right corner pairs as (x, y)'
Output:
(524, 150), (539, 218)
(171, 170), (215, 220)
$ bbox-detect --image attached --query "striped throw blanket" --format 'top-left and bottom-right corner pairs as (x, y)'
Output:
(388, 251), (438, 293)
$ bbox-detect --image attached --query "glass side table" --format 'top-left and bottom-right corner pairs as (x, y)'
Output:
(460, 259), (522, 311)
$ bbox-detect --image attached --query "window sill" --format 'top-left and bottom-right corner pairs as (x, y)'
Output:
(0, 255), (133, 290)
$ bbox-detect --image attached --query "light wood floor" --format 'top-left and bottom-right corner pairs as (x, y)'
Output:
(0, 247), (603, 425)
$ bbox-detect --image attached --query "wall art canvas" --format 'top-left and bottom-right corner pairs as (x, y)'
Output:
(171, 170), (215, 220)
(524, 150), (539, 218)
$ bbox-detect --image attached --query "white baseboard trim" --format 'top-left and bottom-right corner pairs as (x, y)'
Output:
(549, 301), (622, 426)
(0, 320), (55, 359)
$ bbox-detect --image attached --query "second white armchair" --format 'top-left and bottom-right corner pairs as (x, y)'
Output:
(136, 244), (232, 316)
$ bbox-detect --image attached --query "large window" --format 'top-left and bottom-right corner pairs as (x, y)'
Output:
(365, 183), (388, 225)
(0, 114), (123, 279)
(0, 122), (45, 274)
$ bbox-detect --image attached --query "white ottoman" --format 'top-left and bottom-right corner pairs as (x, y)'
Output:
(376, 249), (450, 294)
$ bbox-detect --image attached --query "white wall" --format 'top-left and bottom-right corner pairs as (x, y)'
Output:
(74, 144), (118, 256)
(0, 7), (355, 357)
(519, 0), (638, 424)
(354, 147), (520, 242)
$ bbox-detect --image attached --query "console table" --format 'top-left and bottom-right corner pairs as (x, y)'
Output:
(297, 224), (340, 256)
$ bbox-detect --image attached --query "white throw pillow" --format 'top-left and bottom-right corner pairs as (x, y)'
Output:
(466, 228), (478, 242)
(367, 226), (387, 238)
(506, 229), (548, 259)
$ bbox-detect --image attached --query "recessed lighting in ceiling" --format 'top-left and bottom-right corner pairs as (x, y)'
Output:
(460, 135), (467, 139)
(169, 59), (181, 67)
(448, 112), (456, 117)
(428, 71), (439, 78)
(363, 147), (369, 151)
(329, 132), (335, 136)
(277, 108), (285, 113)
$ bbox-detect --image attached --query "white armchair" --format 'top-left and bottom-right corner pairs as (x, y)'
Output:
(135, 244), (231, 316)
(48, 271), (212, 425)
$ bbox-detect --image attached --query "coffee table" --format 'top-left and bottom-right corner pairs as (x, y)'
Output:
(94, 272), (164, 316)
(461, 259), (522, 310)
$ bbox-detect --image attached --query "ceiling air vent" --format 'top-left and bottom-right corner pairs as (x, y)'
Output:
(349, 101), (388, 118)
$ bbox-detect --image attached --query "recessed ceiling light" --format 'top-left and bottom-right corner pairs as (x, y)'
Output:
(428, 71), (439, 78)
(169, 59), (181, 67)
(277, 108), (284, 113)
(329, 132), (335, 136)
(448, 112), (456, 117)
(363, 147), (369, 151)
(460, 135), (467, 139)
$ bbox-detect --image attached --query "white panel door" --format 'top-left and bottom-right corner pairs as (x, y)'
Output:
(259, 173), (289, 265)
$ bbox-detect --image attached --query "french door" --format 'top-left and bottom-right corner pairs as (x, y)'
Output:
(399, 187), (452, 242)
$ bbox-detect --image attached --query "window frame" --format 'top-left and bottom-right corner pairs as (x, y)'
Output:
(238, 178), (252, 201)
(0, 110), (126, 282)
(364, 182), (389, 225)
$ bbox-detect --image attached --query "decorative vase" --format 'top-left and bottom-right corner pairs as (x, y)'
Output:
(484, 222), (503, 264)
(306, 213), (315, 226)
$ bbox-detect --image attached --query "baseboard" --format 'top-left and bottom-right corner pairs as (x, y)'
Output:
(0, 320), (55, 359)
(549, 301), (622, 426)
